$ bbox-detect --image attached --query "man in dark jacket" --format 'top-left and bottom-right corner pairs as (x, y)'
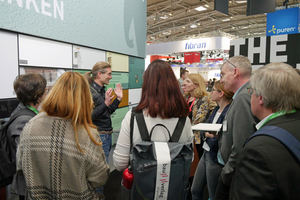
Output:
(84, 61), (123, 195)
(215, 56), (260, 200)
(230, 62), (300, 199)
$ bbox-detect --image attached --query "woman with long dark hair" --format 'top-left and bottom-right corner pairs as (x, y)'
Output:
(113, 59), (193, 171)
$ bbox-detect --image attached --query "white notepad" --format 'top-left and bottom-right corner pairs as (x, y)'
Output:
(191, 123), (222, 132)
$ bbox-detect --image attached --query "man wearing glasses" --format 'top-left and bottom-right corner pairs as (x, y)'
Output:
(215, 55), (260, 200)
(230, 62), (300, 199)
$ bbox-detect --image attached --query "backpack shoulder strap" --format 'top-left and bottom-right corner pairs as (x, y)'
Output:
(129, 108), (136, 151)
(171, 117), (186, 142)
(0, 109), (36, 140)
(4, 109), (35, 128)
(246, 126), (300, 163)
(135, 111), (150, 141)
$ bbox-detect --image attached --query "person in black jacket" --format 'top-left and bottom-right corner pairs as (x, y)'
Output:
(84, 62), (123, 161)
(9, 73), (47, 200)
(191, 81), (233, 200)
(84, 62), (123, 195)
(230, 62), (300, 200)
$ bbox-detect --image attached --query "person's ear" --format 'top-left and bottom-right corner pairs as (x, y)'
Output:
(98, 71), (102, 78)
(219, 91), (224, 98)
(259, 96), (264, 106)
(233, 68), (239, 78)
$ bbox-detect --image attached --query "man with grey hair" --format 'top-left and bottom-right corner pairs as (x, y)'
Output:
(215, 55), (260, 199)
(230, 62), (300, 199)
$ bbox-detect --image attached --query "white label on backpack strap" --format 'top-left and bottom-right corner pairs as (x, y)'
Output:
(154, 142), (171, 200)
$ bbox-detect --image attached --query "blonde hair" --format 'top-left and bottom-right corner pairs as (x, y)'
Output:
(84, 61), (111, 84)
(42, 72), (101, 152)
(185, 74), (207, 98)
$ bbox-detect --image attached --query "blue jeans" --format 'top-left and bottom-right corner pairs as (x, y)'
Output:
(191, 151), (222, 200)
(99, 134), (112, 164)
(95, 133), (112, 194)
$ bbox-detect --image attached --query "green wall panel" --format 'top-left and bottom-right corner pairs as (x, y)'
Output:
(128, 57), (144, 89)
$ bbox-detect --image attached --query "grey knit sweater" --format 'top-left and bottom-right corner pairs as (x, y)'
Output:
(17, 112), (109, 200)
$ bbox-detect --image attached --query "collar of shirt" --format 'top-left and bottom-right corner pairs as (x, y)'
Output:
(92, 81), (105, 93)
(256, 113), (273, 130)
(232, 82), (248, 100)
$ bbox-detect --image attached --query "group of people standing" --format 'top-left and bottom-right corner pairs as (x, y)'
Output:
(7, 61), (122, 199)
(5, 55), (300, 200)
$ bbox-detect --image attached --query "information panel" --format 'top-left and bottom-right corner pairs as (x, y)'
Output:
(129, 88), (142, 105)
(0, 31), (18, 99)
(111, 107), (129, 131)
(106, 72), (129, 90)
(20, 67), (68, 88)
(129, 57), (144, 89)
(107, 52), (129, 72)
(72, 46), (106, 70)
(111, 89), (129, 108)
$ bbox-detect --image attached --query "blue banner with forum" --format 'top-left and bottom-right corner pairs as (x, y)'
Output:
(267, 7), (300, 36)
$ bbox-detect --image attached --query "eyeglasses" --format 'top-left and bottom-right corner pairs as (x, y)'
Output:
(247, 87), (254, 96)
(224, 58), (237, 69)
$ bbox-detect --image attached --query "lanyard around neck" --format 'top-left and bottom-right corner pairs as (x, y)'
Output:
(188, 97), (196, 112)
(27, 105), (39, 114)
(261, 109), (296, 128)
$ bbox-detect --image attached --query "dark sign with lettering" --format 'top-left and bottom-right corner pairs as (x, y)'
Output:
(230, 33), (300, 69)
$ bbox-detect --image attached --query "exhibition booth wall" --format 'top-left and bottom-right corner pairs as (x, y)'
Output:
(0, 0), (147, 135)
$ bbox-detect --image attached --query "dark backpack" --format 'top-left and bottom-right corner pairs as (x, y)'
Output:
(0, 109), (35, 188)
(128, 109), (193, 200)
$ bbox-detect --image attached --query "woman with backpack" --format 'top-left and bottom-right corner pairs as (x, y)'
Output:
(8, 73), (47, 200)
(113, 59), (193, 199)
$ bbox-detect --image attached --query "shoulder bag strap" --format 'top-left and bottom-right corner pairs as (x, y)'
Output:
(1, 109), (36, 140)
(129, 108), (136, 151)
(171, 117), (186, 142)
(135, 111), (150, 141)
(246, 126), (300, 163)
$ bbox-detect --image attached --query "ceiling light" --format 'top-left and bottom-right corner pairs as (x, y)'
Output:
(205, 5), (209, 7)
(169, 13), (173, 16)
(222, 18), (230, 22)
(190, 24), (197, 28)
(195, 6), (207, 12)
(230, 16), (233, 19)
(183, 26), (186, 29)
(236, 1), (247, 3)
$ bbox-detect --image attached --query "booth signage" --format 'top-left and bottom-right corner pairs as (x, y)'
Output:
(266, 7), (300, 36)
(147, 37), (230, 55)
(0, 0), (147, 58)
(230, 33), (300, 69)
